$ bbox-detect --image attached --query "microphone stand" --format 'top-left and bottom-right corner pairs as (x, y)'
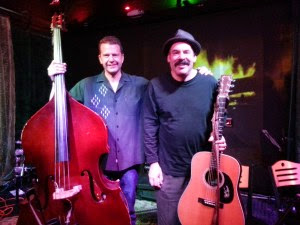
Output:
(14, 140), (24, 214)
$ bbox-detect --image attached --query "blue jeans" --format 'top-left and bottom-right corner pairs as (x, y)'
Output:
(105, 166), (139, 225)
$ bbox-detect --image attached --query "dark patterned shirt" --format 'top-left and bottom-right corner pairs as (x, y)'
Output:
(70, 71), (148, 171)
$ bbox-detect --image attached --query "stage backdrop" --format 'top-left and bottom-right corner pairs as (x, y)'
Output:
(62, 1), (293, 194)
(2, 1), (295, 195)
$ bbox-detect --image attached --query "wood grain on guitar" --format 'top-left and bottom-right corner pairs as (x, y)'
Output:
(178, 75), (245, 225)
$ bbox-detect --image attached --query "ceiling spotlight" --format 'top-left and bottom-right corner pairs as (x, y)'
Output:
(126, 9), (144, 18)
(123, 0), (144, 18)
(124, 5), (131, 11)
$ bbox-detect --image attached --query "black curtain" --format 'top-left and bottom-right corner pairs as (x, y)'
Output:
(294, 0), (300, 162)
(0, 16), (15, 179)
(0, 10), (52, 181)
(288, 0), (300, 162)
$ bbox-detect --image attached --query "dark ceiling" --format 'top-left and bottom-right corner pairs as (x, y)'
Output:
(0, 0), (281, 34)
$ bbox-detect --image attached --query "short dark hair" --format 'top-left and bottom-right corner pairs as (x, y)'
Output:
(98, 36), (124, 54)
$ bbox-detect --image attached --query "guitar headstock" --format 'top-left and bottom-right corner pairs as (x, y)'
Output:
(218, 75), (234, 99)
(213, 75), (234, 140)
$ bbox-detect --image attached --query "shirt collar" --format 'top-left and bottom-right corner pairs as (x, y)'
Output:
(96, 71), (131, 83)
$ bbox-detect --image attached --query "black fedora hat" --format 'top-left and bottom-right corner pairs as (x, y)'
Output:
(163, 29), (201, 56)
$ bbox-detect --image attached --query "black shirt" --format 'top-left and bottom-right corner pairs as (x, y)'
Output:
(143, 72), (218, 176)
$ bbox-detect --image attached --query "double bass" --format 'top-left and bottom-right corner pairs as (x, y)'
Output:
(17, 2), (131, 224)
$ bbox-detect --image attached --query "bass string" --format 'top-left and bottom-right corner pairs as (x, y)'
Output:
(53, 26), (71, 190)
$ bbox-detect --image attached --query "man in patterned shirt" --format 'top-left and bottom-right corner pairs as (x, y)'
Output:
(48, 36), (148, 225)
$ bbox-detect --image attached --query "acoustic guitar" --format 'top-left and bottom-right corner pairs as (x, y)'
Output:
(178, 75), (245, 225)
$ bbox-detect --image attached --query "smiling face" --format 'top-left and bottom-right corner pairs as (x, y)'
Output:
(167, 42), (197, 81)
(98, 43), (124, 77)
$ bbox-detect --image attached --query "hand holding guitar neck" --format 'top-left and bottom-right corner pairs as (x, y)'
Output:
(209, 135), (227, 152)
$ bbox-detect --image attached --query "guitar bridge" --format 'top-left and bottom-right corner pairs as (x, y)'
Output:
(198, 198), (224, 209)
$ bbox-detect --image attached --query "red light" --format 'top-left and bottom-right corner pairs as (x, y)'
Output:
(124, 5), (131, 11)
(225, 118), (233, 127)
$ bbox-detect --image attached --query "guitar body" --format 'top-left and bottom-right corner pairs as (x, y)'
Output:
(178, 151), (245, 225)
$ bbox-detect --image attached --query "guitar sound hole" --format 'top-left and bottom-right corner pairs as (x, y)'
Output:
(205, 169), (223, 187)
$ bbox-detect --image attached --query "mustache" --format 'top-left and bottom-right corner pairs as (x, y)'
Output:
(107, 62), (118, 66)
(175, 59), (190, 67)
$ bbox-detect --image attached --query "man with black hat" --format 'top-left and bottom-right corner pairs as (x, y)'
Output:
(143, 29), (227, 225)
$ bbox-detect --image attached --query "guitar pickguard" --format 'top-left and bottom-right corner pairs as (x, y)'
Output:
(219, 173), (234, 203)
(199, 170), (234, 208)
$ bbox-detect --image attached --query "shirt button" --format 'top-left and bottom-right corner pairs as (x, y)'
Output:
(117, 138), (119, 141)
(116, 112), (118, 115)
(116, 125), (119, 128)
